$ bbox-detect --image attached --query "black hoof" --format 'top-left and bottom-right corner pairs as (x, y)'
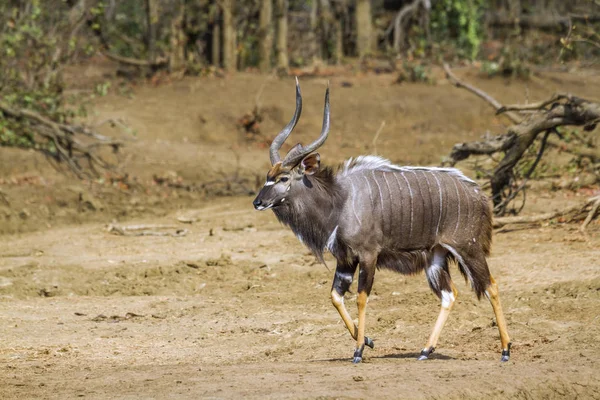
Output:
(352, 345), (365, 364)
(365, 336), (375, 349)
(418, 347), (434, 361)
(500, 343), (512, 362)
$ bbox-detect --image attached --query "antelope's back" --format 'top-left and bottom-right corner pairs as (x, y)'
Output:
(337, 156), (492, 253)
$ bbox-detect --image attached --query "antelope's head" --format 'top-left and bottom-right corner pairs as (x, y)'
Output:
(253, 78), (330, 211)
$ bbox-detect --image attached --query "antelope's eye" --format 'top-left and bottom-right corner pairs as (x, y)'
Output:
(279, 177), (289, 183)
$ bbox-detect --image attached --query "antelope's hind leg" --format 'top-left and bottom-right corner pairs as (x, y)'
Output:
(330, 259), (374, 361)
(486, 275), (512, 362)
(352, 253), (377, 363)
(419, 246), (457, 361)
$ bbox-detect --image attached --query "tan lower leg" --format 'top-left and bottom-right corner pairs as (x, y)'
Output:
(424, 282), (458, 350)
(331, 290), (358, 340)
(356, 291), (368, 349)
(487, 276), (511, 350)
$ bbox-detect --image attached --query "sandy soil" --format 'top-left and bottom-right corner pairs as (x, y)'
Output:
(1, 66), (599, 399)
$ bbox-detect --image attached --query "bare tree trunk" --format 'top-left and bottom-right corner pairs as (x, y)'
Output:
(309, 0), (322, 65)
(169, 0), (186, 72)
(275, 0), (289, 72)
(334, 16), (343, 64)
(331, 0), (347, 64)
(355, 0), (372, 59)
(222, 0), (236, 72)
(259, 0), (273, 72)
(212, 5), (221, 67)
(145, 0), (159, 63)
(319, 0), (335, 63)
(392, 0), (422, 54)
(421, 0), (431, 48)
(508, 0), (521, 22)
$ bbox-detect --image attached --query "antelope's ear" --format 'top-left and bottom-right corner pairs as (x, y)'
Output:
(300, 153), (320, 176)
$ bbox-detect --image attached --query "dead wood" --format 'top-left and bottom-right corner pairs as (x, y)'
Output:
(0, 102), (128, 178)
(443, 64), (522, 124)
(371, 121), (386, 155)
(387, 0), (427, 53)
(493, 196), (600, 231)
(447, 133), (517, 163)
(100, 50), (168, 68)
(0, 189), (9, 206)
(581, 197), (600, 232)
(107, 224), (188, 237)
(443, 64), (600, 216)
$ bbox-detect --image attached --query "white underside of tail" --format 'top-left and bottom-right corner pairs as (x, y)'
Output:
(440, 243), (475, 290)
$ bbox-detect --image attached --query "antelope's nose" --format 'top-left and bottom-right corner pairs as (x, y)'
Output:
(253, 198), (263, 210)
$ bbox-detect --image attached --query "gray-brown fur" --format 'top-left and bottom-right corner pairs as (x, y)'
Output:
(264, 156), (493, 299)
(254, 80), (510, 363)
(338, 157), (492, 298)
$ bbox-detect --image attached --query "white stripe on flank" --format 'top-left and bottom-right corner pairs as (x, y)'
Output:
(382, 173), (393, 233)
(432, 173), (443, 237)
(362, 175), (374, 209)
(408, 169), (421, 237)
(349, 178), (361, 226)
(371, 171), (385, 230)
(399, 172), (414, 239)
(451, 177), (461, 236)
(421, 171), (436, 238)
(382, 172), (392, 200)
(460, 179), (472, 233)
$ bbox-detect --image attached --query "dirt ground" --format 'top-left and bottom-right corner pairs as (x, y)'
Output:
(1, 65), (599, 399)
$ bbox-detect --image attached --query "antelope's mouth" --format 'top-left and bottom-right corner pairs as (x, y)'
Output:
(254, 197), (287, 211)
(254, 203), (274, 211)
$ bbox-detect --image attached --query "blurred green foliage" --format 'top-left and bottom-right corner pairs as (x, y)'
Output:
(430, 0), (487, 60)
(0, 0), (78, 153)
(396, 60), (434, 84)
(480, 45), (531, 80)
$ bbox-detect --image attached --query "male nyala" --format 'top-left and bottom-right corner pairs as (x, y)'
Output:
(253, 79), (511, 363)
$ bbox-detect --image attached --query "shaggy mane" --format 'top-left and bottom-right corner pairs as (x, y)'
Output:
(339, 155), (476, 185)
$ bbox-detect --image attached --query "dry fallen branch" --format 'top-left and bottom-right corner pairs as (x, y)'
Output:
(0, 190), (9, 207)
(100, 50), (168, 68)
(0, 102), (128, 178)
(443, 64), (522, 124)
(493, 196), (600, 231)
(581, 197), (600, 232)
(371, 121), (386, 155)
(443, 64), (600, 215)
(107, 224), (188, 237)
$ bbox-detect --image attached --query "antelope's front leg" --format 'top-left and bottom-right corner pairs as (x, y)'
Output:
(353, 256), (376, 363)
(330, 260), (374, 355)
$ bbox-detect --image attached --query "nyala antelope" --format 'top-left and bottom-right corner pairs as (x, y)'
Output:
(253, 79), (511, 364)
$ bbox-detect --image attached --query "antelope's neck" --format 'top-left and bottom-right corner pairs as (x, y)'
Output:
(272, 174), (344, 260)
